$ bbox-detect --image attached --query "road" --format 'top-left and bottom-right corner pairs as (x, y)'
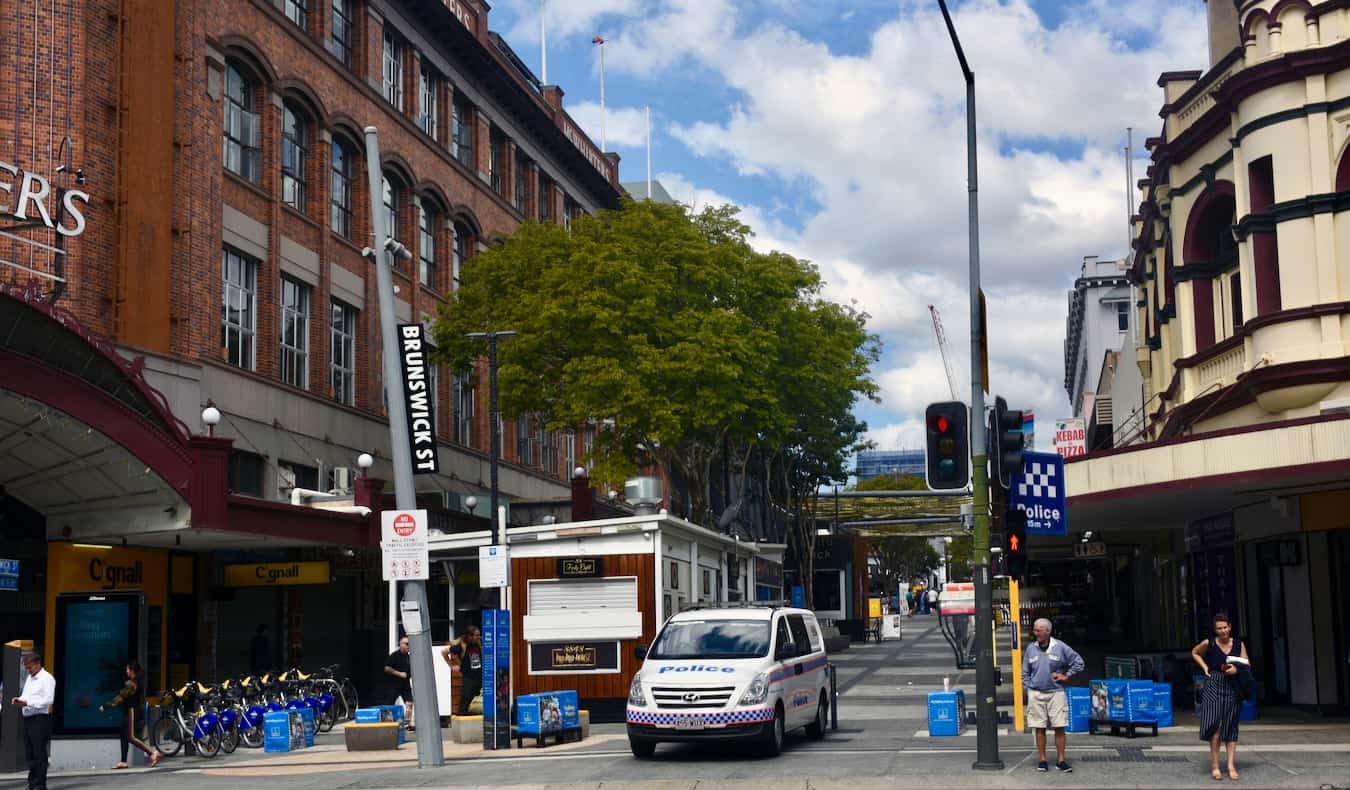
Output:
(6, 617), (1350, 789)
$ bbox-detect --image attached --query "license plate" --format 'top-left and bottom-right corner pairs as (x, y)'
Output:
(673, 717), (705, 731)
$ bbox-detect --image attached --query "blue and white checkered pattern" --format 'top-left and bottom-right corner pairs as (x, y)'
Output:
(1016, 460), (1057, 499)
(627, 708), (774, 727)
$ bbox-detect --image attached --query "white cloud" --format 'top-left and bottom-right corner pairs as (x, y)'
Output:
(567, 102), (650, 149)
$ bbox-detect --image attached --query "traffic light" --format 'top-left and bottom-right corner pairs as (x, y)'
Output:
(990, 395), (1026, 490)
(1005, 505), (1028, 579)
(925, 402), (970, 491)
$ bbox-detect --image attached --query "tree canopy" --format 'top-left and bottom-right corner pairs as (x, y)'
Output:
(431, 198), (880, 533)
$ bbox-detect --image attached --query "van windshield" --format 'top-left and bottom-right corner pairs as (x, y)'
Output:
(649, 619), (770, 659)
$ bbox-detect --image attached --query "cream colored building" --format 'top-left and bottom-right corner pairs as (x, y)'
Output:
(1065, 0), (1350, 714)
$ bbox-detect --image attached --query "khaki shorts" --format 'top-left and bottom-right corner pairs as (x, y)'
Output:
(1025, 688), (1068, 730)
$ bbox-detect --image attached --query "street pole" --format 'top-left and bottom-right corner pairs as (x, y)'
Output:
(466, 330), (517, 609)
(936, 1), (1001, 770)
(362, 126), (443, 767)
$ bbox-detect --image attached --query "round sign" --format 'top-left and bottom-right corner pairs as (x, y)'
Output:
(393, 513), (417, 537)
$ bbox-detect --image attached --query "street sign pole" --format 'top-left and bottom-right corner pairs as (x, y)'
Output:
(363, 126), (443, 767)
(937, 0), (1002, 770)
(1010, 578), (1024, 732)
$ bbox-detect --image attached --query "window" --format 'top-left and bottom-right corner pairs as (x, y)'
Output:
(452, 221), (471, 287)
(669, 561), (679, 590)
(517, 414), (533, 464)
(382, 31), (404, 110)
(222, 63), (261, 182)
(537, 174), (552, 222)
(419, 67), (439, 140)
(280, 277), (310, 389)
(284, 0), (307, 29)
(563, 195), (580, 230)
(489, 127), (506, 195)
(564, 429), (575, 476)
(701, 569), (712, 597)
(452, 94), (474, 167)
(786, 614), (812, 657)
(428, 361), (440, 431)
(227, 450), (266, 496)
(277, 460), (318, 499)
(329, 0), (353, 65)
(1248, 156), (1281, 316)
(330, 299), (357, 405)
(281, 103), (308, 212)
(514, 148), (529, 214)
(541, 427), (557, 475)
(221, 247), (257, 370)
(330, 140), (353, 238)
(1116, 301), (1129, 332)
(1230, 272), (1243, 330)
(453, 373), (474, 445)
(419, 204), (437, 287)
(583, 426), (594, 469)
(382, 175), (401, 246)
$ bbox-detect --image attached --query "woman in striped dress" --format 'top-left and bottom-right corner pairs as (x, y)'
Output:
(1191, 613), (1248, 781)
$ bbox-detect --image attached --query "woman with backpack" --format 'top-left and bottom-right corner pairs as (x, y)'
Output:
(1191, 613), (1251, 781)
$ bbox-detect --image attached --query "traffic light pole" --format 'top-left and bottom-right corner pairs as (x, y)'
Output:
(938, 0), (1002, 770)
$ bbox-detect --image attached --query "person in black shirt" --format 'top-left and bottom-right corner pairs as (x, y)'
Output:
(384, 636), (413, 729)
(441, 625), (482, 716)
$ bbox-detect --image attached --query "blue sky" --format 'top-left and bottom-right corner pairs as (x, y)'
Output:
(485, 0), (1209, 452)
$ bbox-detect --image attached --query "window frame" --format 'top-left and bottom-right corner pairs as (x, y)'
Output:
(330, 299), (357, 405)
(329, 0), (353, 65)
(419, 66), (440, 140)
(382, 174), (402, 246)
(453, 373), (474, 445)
(284, 0), (307, 29)
(279, 275), (310, 389)
(221, 246), (258, 371)
(451, 220), (471, 288)
(514, 148), (529, 214)
(281, 102), (309, 212)
(419, 203), (437, 287)
(489, 127), (506, 195)
(330, 139), (353, 238)
(1116, 300), (1129, 332)
(222, 62), (261, 183)
(452, 93), (474, 168)
(382, 30), (405, 111)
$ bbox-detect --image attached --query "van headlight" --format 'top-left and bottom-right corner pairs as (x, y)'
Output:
(628, 676), (647, 706)
(738, 672), (770, 706)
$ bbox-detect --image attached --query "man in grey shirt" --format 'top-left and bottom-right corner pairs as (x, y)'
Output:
(1022, 618), (1085, 773)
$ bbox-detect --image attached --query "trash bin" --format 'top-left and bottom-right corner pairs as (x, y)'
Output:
(1089, 679), (1130, 721)
(927, 690), (966, 736)
(1152, 683), (1174, 727)
(296, 705), (315, 747)
(1066, 687), (1091, 733)
(1127, 680), (1156, 722)
(264, 709), (304, 752)
(1239, 697), (1257, 721)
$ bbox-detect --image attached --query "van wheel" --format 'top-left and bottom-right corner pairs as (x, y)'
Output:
(805, 695), (828, 740)
(630, 738), (656, 758)
(760, 705), (785, 757)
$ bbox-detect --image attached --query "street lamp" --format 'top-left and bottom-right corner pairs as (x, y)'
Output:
(201, 406), (221, 437)
(465, 329), (518, 604)
(464, 495), (478, 516)
(357, 453), (373, 476)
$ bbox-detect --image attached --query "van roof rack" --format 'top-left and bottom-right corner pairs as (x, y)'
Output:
(677, 599), (795, 612)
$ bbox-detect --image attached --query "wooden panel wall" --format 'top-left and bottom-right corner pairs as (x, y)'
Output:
(510, 553), (656, 701)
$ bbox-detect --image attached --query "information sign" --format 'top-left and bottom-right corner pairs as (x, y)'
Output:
(381, 509), (429, 580)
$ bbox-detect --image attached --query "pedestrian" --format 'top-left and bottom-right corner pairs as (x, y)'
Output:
(249, 625), (271, 676)
(98, 661), (159, 769)
(384, 635), (414, 730)
(10, 651), (55, 790)
(925, 587), (938, 614)
(1022, 617), (1085, 772)
(1191, 612), (1249, 781)
(905, 588), (915, 616)
(441, 625), (482, 716)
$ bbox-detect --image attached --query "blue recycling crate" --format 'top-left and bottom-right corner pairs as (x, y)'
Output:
(1240, 697), (1257, 721)
(1066, 687), (1091, 733)
(355, 706), (406, 743)
(296, 705), (315, 747)
(1090, 679), (1130, 721)
(517, 691), (580, 736)
(1127, 680), (1156, 722)
(927, 690), (966, 736)
(1153, 683), (1174, 727)
(263, 710), (304, 752)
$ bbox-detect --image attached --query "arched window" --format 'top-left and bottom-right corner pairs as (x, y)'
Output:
(1182, 184), (1237, 352)
(223, 62), (261, 183)
(419, 203), (438, 287)
(330, 138), (354, 239)
(281, 102), (309, 212)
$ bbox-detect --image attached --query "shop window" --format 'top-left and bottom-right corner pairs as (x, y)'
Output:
(222, 62), (261, 183)
(382, 30), (404, 111)
(330, 140), (353, 239)
(329, 0), (353, 66)
(284, 0), (307, 30)
(279, 276), (310, 389)
(227, 451), (265, 497)
(330, 299), (357, 405)
(281, 102), (309, 212)
(221, 246), (257, 370)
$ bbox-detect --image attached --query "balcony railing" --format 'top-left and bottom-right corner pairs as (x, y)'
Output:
(1191, 340), (1246, 399)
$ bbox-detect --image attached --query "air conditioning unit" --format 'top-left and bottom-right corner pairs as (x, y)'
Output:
(329, 466), (353, 494)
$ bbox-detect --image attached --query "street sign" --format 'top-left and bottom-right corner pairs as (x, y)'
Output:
(1008, 451), (1068, 536)
(1074, 541), (1107, 558)
(381, 509), (429, 580)
(478, 545), (509, 588)
(1052, 417), (1086, 458)
(0, 558), (19, 576)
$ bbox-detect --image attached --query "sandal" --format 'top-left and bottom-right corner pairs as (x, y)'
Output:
(113, 762), (129, 770)
(1211, 768), (1222, 781)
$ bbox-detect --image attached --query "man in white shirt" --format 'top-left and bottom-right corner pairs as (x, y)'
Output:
(10, 652), (55, 790)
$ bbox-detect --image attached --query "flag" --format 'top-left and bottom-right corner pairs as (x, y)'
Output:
(592, 35), (606, 44)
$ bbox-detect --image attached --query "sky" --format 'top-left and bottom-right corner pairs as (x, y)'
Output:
(486, 0), (1209, 456)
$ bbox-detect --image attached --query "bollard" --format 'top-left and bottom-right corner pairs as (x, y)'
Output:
(829, 664), (839, 731)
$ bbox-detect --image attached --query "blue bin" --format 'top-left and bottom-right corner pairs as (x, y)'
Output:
(296, 706), (315, 747)
(1127, 680), (1156, 722)
(263, 710), (303, 752)
(1090, 679), (1130, 721)
(355, 705), (404, 723)
(927, 690), (966, 736)
(1239, 697), (1257, 721)
(1066, 687), (1091, 733)
(1152, 683), (1174, 727)
(517, 691), (580, 736)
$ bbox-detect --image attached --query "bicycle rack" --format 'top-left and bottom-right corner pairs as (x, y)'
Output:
(937, 582), (977, 670)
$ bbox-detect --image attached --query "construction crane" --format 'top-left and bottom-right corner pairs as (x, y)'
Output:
(929, 304), (960, 401)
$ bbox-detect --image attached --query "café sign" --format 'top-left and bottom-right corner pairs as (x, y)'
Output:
(528, 641), (619, 674)
(556, 557), (603, 578)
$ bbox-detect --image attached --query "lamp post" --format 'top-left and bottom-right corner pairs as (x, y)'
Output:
(201, 406), (221, 437)
(465, 330), (517, 608)
(937, 0), (1000, 770)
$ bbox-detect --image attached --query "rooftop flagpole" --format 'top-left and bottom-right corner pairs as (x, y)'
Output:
(540, 0), (548, 83)
(594, 36), (607, 151)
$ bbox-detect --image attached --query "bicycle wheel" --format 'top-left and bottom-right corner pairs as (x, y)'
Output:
(318, 706), (336, 733)
(220, 723), (240, 754)
(151, 717), (184, 756)
(194, 728), (221, 759)
(342, 682), (359, 719)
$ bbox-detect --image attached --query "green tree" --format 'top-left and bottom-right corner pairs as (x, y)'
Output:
(868, 535), (941, 595)
(432, 198), (879, 587)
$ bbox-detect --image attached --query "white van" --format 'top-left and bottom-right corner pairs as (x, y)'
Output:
(625, 604), (830, 758)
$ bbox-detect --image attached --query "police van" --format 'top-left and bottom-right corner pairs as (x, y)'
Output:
(625, 603), (830, 758)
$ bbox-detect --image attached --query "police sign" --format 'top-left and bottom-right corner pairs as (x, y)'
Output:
(1008, 451), (1068, 536)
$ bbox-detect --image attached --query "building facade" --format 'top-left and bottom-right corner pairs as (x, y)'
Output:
(855, 450), (926, 480)
(1065, 0), (1350, 714)
(0, 0), (620, 708)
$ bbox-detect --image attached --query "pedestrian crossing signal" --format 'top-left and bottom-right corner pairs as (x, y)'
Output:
(1005, 506), (1028, 579)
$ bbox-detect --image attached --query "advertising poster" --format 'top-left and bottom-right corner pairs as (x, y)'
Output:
(481, 608), (511, 749)
(54, 593), (142, 734)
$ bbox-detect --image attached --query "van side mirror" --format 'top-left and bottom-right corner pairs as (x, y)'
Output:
(776, 641), (796, 660)
(634, 644), (648, 661)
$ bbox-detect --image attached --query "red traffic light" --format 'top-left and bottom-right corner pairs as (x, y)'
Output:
(928, 413), (950, 433)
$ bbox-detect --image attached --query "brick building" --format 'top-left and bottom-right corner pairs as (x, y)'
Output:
(0, 0), (620, 710)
